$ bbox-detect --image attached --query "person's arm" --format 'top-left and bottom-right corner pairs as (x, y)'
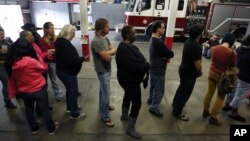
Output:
(107, 38), (116, 56)
(193, 44), (203, 76)
(194, 59), (202, 76)
(93, 39), (115, 63)
(118, 45), (148, 73)
(153, 39), (174, 58)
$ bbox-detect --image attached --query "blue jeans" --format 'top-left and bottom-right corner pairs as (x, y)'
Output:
(21, 87), (55, 132)
(148, 73), (165, 111)
(48, 63), (63, 99)
(97, 72), (111, 120)
(230, 79), (250, 108)
(57, 70), (80, 117)
(202, 47), (211, 58)
(225, 80), (238, 104)
(0, 65), (9, 100)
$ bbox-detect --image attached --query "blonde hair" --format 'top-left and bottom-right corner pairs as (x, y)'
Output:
(58, 24), (76, 40)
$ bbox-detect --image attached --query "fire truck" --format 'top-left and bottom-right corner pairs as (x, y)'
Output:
(124, 0), (250, 40)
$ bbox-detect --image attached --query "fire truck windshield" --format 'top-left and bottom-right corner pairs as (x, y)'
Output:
(127, 0), (136, 12)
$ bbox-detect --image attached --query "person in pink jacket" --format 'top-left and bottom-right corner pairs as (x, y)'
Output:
(5, 38), (59, 134)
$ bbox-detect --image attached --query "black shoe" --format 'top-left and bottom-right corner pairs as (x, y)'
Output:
(49, 106), (53, 111)
(229, 114), (246, 122)
(202, 110), (210, 118)
(209, 117), (221, 126)
(78, 92), (81, 96)
(31, 127), (39, 134)
(4, 100), (17, 109)
(222, 105), (232, 111)
(149, 109), (163, 117)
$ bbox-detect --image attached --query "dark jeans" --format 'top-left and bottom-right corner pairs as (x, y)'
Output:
(118, 78), (141, 118)
(56, 70), (80, 117)
(21, 87), (55, 132)
(172, 76), (196, 116)
(0, 65), (9, 100)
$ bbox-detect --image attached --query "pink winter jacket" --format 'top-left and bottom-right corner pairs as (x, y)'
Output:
(8, 56), (47, 98)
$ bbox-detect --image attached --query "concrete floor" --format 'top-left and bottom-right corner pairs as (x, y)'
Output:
(0, 31), (250, 141)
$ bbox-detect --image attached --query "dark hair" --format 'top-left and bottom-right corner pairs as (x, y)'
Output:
(188, 24), (204, 40)
(94, 18), (108, 35)
(242, 34), (250, 46)
(151, 20), (164, 33)
(5, 38), (38, 76)
(121, 25), (133, 40)
(221, 33), (235, 47)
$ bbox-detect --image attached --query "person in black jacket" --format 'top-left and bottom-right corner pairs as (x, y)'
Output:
(228, 34), (250, 122)
(55, 24), (86, 119)
(148, 20), (174, 117)
(116, 25), (149, 139)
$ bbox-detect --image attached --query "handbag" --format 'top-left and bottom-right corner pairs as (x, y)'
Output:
(217, 50), (238, 94)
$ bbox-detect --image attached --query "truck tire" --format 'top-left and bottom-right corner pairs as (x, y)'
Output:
(232, 27), (247, 43)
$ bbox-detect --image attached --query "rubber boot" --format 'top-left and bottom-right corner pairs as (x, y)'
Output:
(4, 100), (17, 109)
(126, 116), (142, 139)
(120, 105), (130, 120)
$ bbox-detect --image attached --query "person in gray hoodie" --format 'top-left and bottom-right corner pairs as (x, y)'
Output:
(228, 34), (250, 122)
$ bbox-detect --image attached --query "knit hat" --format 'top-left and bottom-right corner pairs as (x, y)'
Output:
(221, 33), (235, 47)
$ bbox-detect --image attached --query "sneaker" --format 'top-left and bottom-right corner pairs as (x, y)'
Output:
(48, 122), (59, 135)
(70, 113), (86, 119)
(31, 127), (39, 134)
(66, 106), (81, 113)
(176, 114), (189, 121)
(108, 105), (115, 111)
(222, 105), (232, 111)
(103, 119), (115, 128)
(209, 117), (221, 126)
(149, 109), (163, 117)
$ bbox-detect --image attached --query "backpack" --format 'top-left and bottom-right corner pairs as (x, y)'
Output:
(217, 67), (238, 94)
(217, 50), (238, 94)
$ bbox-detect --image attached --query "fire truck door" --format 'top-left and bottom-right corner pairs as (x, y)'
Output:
(153, 0), (168, 17)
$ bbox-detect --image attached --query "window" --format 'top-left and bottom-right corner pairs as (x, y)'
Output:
(136, 0), (151, 12)
(178, 0), (184, 11)
(155, 0), (165, 10)
(127, 0), (136, 12)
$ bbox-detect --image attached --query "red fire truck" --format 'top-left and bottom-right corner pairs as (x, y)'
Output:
(124, 0), (250, 40)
